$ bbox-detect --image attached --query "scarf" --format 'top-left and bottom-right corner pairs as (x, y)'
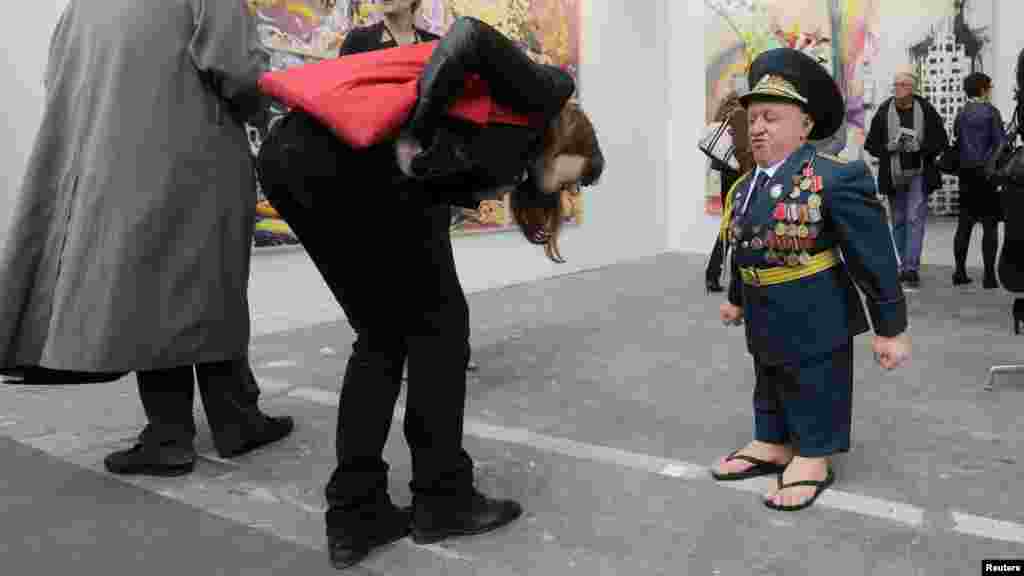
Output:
(887, 97), (925, 185)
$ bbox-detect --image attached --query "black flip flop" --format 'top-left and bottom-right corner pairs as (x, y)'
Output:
(763, 466), (835, 511)
(710, 450), (789, 481)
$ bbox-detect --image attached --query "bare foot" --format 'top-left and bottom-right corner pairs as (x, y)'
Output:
(712, 440), (792, 476)
(764, 455), (830, 508)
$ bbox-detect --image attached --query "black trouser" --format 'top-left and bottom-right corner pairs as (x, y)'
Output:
(954, 167), (1000, 277)
(136, 357), (266, 454)
(706, 168), (739, 281)
(258, 112), (474, 528)
(707, 235), (726, 282)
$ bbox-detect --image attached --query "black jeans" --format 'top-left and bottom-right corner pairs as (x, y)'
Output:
(136, 357), (266, 454)
(258, 112), (474, 527)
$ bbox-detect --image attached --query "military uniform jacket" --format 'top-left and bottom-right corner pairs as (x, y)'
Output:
(722, 144), (907, 366)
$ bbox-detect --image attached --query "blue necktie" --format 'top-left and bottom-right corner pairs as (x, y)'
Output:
(738, 171), (769, 222)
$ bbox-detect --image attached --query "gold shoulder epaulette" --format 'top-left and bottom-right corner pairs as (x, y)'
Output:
(719, 170), (753, 242)
(817, 152), (849, 164)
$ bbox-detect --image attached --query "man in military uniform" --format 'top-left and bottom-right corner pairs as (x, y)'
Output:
(711, 48), (911, 511)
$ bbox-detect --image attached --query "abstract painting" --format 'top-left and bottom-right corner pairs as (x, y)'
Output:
(702, 0), (881, 215)
(244, 0), (585, 244)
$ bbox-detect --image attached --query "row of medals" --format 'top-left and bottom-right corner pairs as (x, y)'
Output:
(732, 163), (823, 267)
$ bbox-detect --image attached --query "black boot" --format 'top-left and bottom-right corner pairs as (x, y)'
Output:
(983, 270), (1000, 289)
(217, 415), (294, 458)
(410, 488), (522, 545)
(104, 441), (196, 477)
(327, 500), (411, 570)
(953, 269), (972, 286)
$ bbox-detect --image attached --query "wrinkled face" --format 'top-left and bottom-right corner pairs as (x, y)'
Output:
(894, 74), (914, 101)
(746, 100), (813, 168)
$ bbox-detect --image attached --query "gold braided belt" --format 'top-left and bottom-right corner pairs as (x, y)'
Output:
(739, 250), (840, 287)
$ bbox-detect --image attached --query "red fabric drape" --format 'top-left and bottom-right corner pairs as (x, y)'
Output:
(258, 41), (534, 148)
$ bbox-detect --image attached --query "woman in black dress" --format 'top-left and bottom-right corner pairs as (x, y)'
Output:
(953, 72), (1007, 287)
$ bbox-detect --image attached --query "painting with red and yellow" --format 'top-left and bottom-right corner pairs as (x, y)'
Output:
(244, 0), (585, 244)
(703, 0), (881, 215)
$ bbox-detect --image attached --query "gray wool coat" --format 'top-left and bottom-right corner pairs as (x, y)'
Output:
(0, 0), (269, 372)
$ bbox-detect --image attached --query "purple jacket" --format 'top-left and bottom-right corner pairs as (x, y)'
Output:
(955, 101), (1007, 168)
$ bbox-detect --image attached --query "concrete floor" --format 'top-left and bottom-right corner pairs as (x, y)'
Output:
(2, 215), (1023, 574)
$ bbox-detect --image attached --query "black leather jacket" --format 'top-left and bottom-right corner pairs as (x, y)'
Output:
(955, 101), (1007, 168)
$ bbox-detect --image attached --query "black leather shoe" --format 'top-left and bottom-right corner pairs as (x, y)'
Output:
(218, 416), (294, 458)
(983, 274), (999, 289)
(902, 270), (921, 288)
(411, 489), (522, 545)
(328, 503), (411, 570)
(953, 271), (972, 286)
(104, 443), (196, 477)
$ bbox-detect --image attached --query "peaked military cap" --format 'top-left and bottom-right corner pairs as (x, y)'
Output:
(739, 48), (845, 141)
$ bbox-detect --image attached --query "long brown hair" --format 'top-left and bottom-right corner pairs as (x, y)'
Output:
(713, 92), (755, 174)
(510, 100), (601, 263)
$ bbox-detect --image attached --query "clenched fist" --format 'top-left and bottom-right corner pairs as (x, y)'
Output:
(720, 302), (743, 326)
(872, 333), (910, 370)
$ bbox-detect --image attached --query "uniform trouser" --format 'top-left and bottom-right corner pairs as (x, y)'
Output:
(136, 357), (266, 454)
(257, 112), (474, 530)
(752, 340), (854, 457)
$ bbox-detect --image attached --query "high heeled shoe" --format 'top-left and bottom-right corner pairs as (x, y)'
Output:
(1013, 298), (1024, 335)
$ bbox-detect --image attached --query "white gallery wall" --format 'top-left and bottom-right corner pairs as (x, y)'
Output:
(0, 0), (687, 297)
(666, 0), (713, 254)
(451, 0), (678, 293)
(989, 0), (1024, 120)
(0, 0), (68, 238)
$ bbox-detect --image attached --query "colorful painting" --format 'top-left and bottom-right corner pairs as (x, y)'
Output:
(702, 0), (881, 215)
(244, 0), (585, 246)
(882, 0), (992, 216)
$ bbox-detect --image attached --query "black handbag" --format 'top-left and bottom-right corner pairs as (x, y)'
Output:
(996, 142), (1024, 186)
(985, 117), (1023, 185)
(936, 139), (960, 175)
